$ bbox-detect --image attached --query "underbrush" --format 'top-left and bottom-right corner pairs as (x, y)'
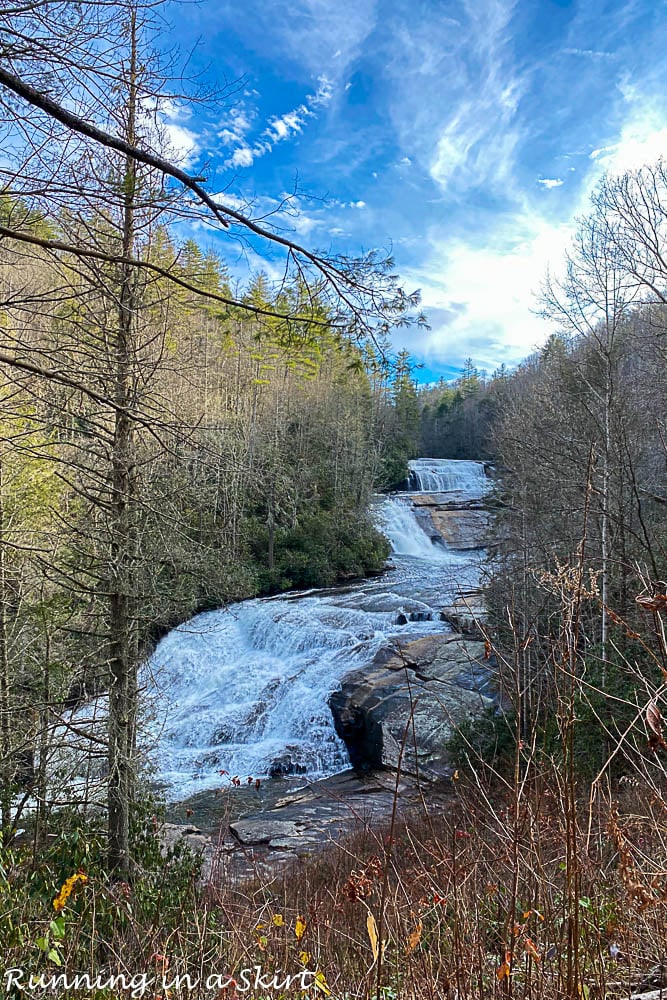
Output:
(1, 771), (665, 1000)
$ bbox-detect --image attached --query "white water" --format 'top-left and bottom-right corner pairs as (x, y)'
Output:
(379, 496), (445, 559)
(408, 458), (490, 494)
(145, 459), (489, 800)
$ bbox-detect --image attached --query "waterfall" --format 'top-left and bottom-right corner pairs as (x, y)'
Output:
(145, 459), (488, 800)
(379, 496), (443, 558)
(408, 458), (489, 495)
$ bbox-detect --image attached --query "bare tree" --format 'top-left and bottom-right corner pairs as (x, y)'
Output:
(0, 0), (423, 872)
(541, 202), (637, 666)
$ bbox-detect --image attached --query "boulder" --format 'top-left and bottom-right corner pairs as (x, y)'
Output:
(427, 508), (489, 550)
(230, 818), (300, 846)
(329, 634), (496, 780)
(159, 822), (211, 857)
(439, 591), (487, 638)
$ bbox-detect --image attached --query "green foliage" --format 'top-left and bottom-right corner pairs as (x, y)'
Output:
(251, 510), (390, 592)
(537, 644), (653, 779)
(447, 706), (517, 773)
(418, 370), (501, 460)
(377, 445), (410, 490)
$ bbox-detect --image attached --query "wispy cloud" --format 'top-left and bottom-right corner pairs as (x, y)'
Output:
(177, 0), (667, 376)
(371, 0), (525, 195)
(218, 107), (254, 147)
(587, 89), (667, 176)
(226, 77), (334, 170)
(239, 0), (378, 76)
(563, 47), (615, 60)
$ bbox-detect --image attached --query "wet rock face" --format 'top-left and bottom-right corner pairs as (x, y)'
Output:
(329, 634), (497, 779)
(409, 493), (490, 551)
(327, 694), (382, 772)
(439, 591), (487, 639)
(395, 610), (433, 625)
(268, 749), (309, 778)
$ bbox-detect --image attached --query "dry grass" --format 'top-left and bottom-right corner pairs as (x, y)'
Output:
(1, 759), (665, 1000)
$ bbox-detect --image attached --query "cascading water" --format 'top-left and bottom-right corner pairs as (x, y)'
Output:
(379, 495), (444, 558)
(408, 458), (490, 494)
(145, 459), (489, 800)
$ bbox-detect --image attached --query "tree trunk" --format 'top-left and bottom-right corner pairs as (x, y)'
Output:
(0, 458), (12, 834)
(107, 8), (138, 875)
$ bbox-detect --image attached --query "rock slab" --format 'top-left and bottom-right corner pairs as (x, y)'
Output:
(329, 633), (496, 780)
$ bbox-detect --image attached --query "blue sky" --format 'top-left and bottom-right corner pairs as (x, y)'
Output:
(159, 0), (667, 381)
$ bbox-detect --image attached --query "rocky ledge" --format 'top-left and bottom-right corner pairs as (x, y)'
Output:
(162, 633), (498, 881)
(329, 632), (496, 781)
(409, 491), (489, 550)
(166, 479), (498, 877)
(439, 589), (487, 639)
(160, 769), (454, 882)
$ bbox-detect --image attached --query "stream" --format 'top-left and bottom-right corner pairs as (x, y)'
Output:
(145, 458), (490, 802)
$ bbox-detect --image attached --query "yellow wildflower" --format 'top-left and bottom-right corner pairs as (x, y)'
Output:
(313, 971), (332, 995)
(295, 916), (307, 940)
(53, 872), (88, 913)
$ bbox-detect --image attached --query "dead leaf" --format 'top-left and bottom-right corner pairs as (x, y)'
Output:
(647, 699), (666, 751)
(496, 953), (511, 981)
(524, 936), (541, 961)
(405, 919), (423, 955)
(636, 594), (667, 612)
(366, 911), (380, 963)
(295, 916), (307, 941)
(313, 970), (331, 995)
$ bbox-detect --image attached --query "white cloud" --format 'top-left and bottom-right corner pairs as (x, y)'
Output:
(225, 76), (334, 170)
(230, 146), (255, 168)
(163, 124), (199, 167)
(402, 213), (573, 371)
(394, 43), (667, 371)
(589, 118), (667, 176)
(266, 109), (307, 142)
(136, 96), (200, 168)
(211, 191), (254, 214)
(311, 76), (335, 107)
(404, 93), (667, 371)
(563, 47), (614, 60)
(218, 107), (254, 147)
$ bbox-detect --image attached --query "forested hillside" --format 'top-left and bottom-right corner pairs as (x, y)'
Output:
(0, 196), (435, 818)
(413, 167), (667, 779)
(0, 0), (437, 883)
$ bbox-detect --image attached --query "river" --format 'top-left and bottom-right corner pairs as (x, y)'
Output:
(145, 458), (490, 802)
